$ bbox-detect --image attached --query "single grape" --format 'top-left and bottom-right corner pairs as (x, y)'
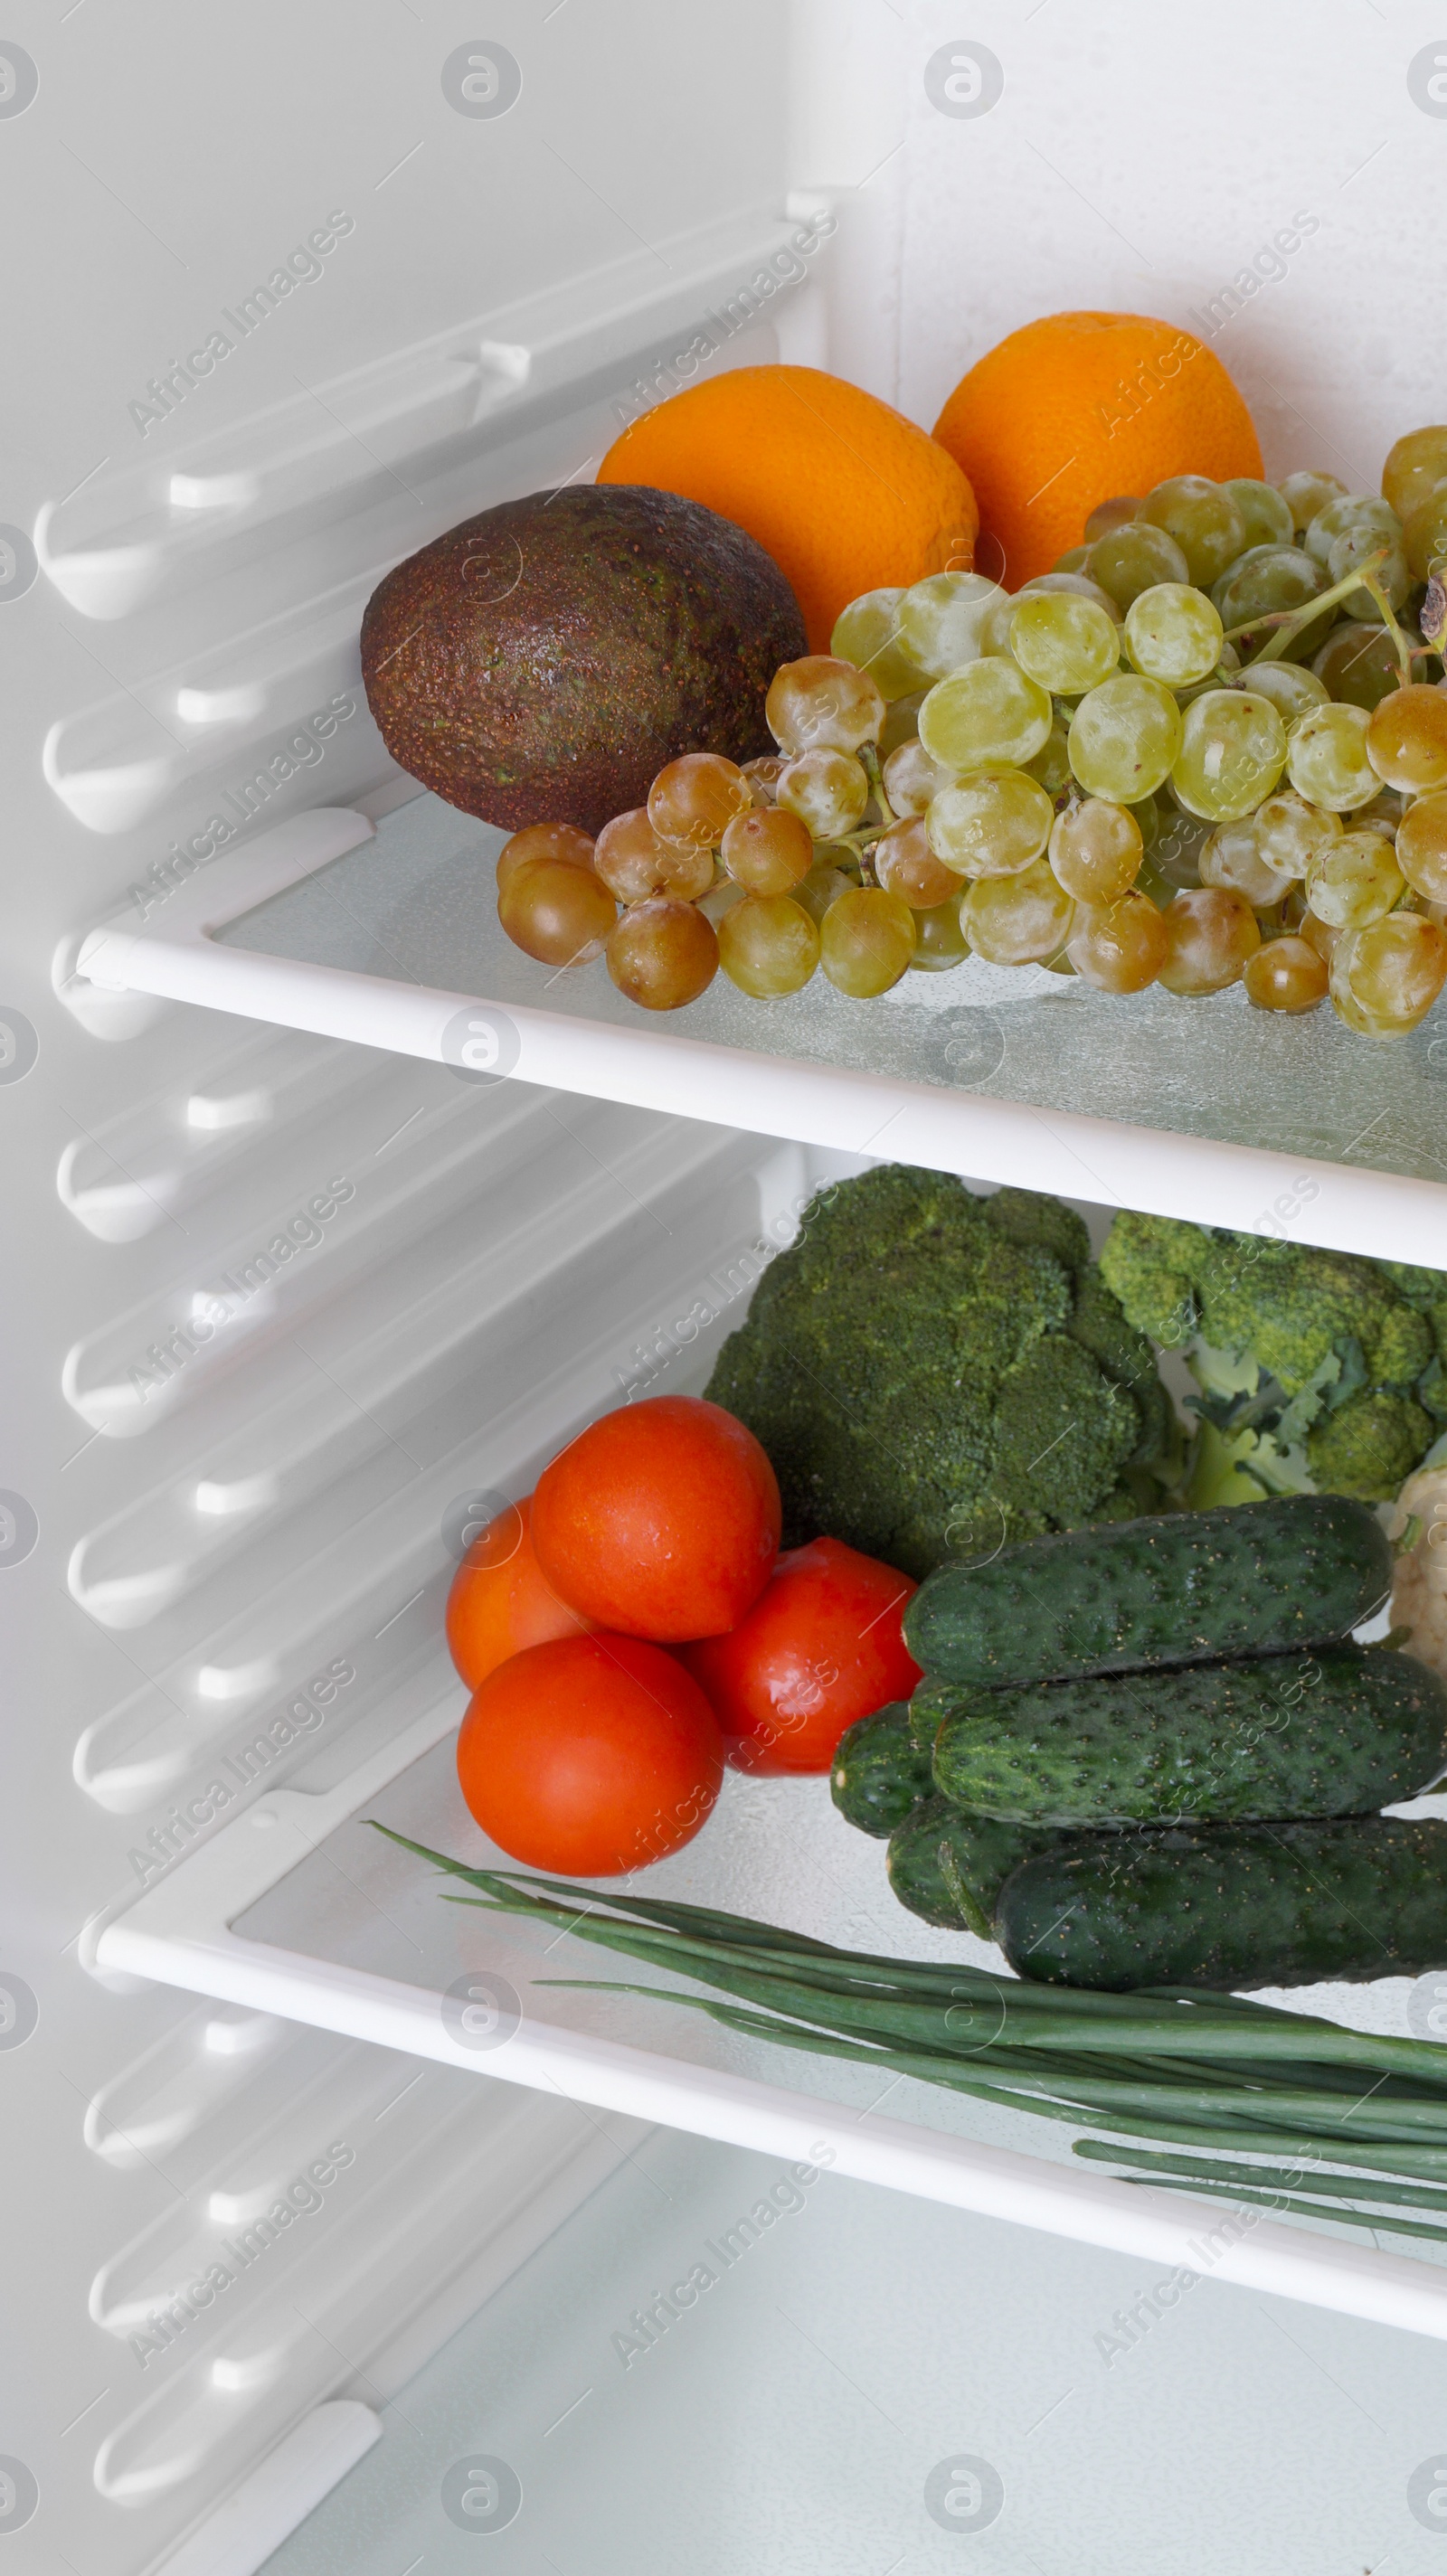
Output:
(606, 897), (718, 1010)
(1310, 621), (1403, 712)
(766, 656), (885, 755)
(1366, 683), (1447, 793)
(1304, 493), (1399, 572)
(1277, 468), (1348, 533)
(1087, 520), (1191, 611)
(776, 746), (870, 839)
(918, 660), (1054, 772)
(1198, 818), (1290, 907)
(1229, 660), (1328, 724)
(1065, 888), (1168, 993)
(1171, 688), (1286, 822)
(1356, 788), (1407, 841)
(873, 815), (963, 907)
(794, 859), (857, 926)
(1048, 797), (1142, 904)
(497, 821), (596, 893)
(1212, 545), (1328, 651)
(926, 768), (1055, 877)
(1403, 491), (1447, 583)
(831, 588), (930, 701)
(742, 755), (784, 804)
(497, 858), (617, 966)
(1067, 674), (1183, 801)
(883, 735), (953, 816)
(963, 859), (1075, 965)
(1008, 592), (1121, 694)
(1330, 912), (1447, 1034)
(717, 894), (820, 996)
(1286, 702), (1379, 810)
(1244, 937), (1329, 1014)
(879, 692), (929, 757)
(1327, 525), (1412, 618)
(1053, 546), (1093, 573)
(595, 807), (714, 901)
(819, 886), (916, 995)
(1382, 427), (1447, 524)
(1141, 476), (1246, 588)
(1221, 478), (1295, 551)
(897, 571), (1008, 679)
(1123, 581), (1224, 687)
(648, 751), (752, 853)
(720, 803), (814, 894)
(1303, 828), (1405, 928)
(1159, 886), (1261, 995)
(1084, 495), (1143, 543)
(1026, 718), (1074, 795)
(1001, 570), (1124, 625)
(1253, 789), (1339, 882)
(1396, 788), (1447, 901)
(910, 897), (971, 969)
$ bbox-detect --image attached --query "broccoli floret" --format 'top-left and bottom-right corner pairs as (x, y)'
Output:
(1065, 1264), (1179, 1479)
(1096, 1211), (1203, 1346)
(1305, 1391), (1435, 1501)
(980, 1184), (1092, 1284)
(1100, 1210), (1442, 1508)
(705, 1166), (1159, 1579)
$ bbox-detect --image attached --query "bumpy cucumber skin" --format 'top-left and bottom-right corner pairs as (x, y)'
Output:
(887, 1798), (1061, 1936)
(903, 1495), (1393, 1688)
(831, 1704), (934, 1837)
(926, 1645), (1447, 1827)
(998, 1816), (1447, 1991)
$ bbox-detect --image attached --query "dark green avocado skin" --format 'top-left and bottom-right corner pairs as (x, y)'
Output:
(361, 483), (808, 835)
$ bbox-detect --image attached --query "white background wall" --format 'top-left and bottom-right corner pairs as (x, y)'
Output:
(793, 0), (1447, 492)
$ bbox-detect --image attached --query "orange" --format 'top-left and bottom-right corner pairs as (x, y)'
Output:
(932, 312), (1263, 589)
(598, 365), (977, 651)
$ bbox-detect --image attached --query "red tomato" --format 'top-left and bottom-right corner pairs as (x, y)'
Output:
(682, 1536), (921, 1775)
(456, 1632), (724, 1874)
(531, 1394), (780, 1642)
(446, 1494), (594, 1692)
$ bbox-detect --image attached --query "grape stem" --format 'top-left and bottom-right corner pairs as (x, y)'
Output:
(1225, 549), (1392, 666)
(860, 744), (896, 828)
(1356, 571), (1416, 691)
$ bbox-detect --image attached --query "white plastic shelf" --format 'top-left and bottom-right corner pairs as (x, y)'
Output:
(93, 1692), (1447, 2346)
(78, 794), (1447, 1267)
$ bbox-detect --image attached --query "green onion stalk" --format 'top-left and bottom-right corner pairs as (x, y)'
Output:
(376, 1827), (1447, 2250)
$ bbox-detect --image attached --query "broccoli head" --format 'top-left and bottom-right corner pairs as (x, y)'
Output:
(1100, 1211), (1447, 1505)
(705, 1166), (1170, 1578)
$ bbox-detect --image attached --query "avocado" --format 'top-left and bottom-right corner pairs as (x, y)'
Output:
(360, 483), (807, 835)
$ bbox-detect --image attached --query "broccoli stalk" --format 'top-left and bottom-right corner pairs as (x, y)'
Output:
(704, 1170), (1178, 1580)
(1099, 1212), (1444, 1507)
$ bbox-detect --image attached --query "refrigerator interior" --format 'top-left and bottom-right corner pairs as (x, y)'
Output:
(251, 2126), (1447, 2576)
(6, 3), (1447, 2569)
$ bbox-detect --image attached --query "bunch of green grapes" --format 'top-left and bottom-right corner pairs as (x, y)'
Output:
(493, 428), (1447, 1029)
(818, 429), (1447, 1038)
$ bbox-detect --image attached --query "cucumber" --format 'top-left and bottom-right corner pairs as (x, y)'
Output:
(830, 1703), (934, 1837)
(996, 1816), (1447, 1991)
(903, 1494), (1392, 1688)
(887, 1798), (1062, 1938)
(926, 1644), (1447, 1827)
